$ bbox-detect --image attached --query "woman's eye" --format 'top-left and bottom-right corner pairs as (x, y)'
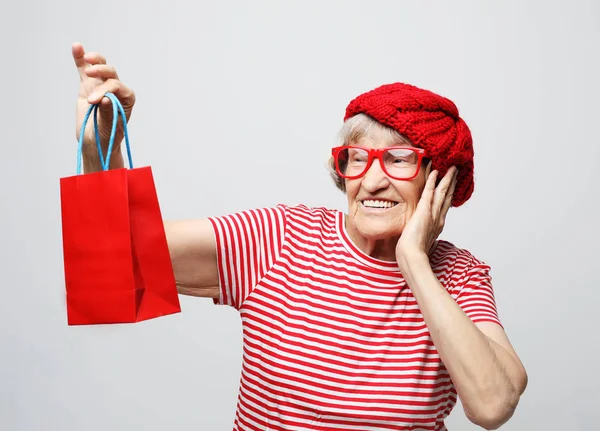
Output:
(349, 153), (367, 162)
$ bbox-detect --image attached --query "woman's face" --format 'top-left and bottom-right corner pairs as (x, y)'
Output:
(344, 132), (430, 245)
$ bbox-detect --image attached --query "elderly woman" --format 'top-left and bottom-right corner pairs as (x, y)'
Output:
(72, 42), (527, 431)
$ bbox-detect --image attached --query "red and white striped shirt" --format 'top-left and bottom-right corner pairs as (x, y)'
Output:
(208, 204), (501, 431)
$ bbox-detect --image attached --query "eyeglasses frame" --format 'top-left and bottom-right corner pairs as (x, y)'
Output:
(331, 145), (428, 181)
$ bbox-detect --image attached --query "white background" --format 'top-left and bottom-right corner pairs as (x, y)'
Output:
(1, 0), (598, 429)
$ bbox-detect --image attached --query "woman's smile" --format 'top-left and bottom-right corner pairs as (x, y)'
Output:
(359, 199), (400, 214)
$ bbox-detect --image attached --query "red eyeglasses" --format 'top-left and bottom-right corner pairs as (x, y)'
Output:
(331, 146), (428, 181)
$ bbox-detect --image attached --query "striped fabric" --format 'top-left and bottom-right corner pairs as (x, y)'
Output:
(208, 204), (501, 431)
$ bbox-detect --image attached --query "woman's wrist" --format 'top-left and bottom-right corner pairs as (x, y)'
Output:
(397, 249), (433, 286)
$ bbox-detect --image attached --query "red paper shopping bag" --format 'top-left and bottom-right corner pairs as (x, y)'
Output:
(60, 93), (180, 325)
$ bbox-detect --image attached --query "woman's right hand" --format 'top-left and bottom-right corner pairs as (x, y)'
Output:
(72, 42), (136, 165)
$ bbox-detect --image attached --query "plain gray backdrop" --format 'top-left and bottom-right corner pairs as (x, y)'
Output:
(1, 0), (598, 429)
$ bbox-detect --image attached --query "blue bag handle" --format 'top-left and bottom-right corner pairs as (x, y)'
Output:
(76, 92), (133, 175)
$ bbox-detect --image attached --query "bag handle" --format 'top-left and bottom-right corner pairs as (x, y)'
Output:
(76, 92), (134, 174)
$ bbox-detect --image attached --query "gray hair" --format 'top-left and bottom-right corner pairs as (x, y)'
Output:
(328, 113), (414, 193)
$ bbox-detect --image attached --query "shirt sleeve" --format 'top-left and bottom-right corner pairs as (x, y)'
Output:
(452, 260), (503, 328)
(207, 205), (287, 310)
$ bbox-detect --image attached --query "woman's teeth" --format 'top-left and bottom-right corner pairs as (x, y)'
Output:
(361, 200), (397, 209)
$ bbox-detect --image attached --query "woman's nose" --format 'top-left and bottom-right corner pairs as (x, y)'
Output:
(361, 159), (390, 191)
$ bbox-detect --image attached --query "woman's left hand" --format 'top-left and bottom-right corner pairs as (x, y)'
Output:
(395, 166), (458, 272)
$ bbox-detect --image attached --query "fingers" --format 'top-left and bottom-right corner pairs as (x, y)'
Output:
(73, 42), (109, 84)
(73, 43), (135, 122)
(83, 51), (107, 65)
(72, 42), (85, 67)
(84, 64), (119, 80)
(424, 169), (439, 193)
(72, 42), (87, 78)
(431, 166), (457, 219)
(72, 43), (129, 104)
(87, 78), (135, 106)
(419, 169), (439, 210)
(440, 168), (458, 218)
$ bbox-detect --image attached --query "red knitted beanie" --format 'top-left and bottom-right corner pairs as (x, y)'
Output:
(344, 83), (474, 207)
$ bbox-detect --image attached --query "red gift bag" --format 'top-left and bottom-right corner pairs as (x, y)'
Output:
(60, 93), (180, 325)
